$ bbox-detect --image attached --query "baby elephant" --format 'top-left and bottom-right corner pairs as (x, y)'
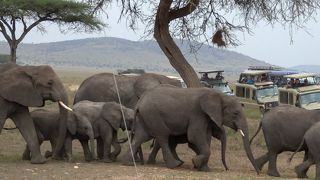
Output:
(22, 109), (66, 160)
(66, 100), (134, 163)
(289, 121), (320, 179)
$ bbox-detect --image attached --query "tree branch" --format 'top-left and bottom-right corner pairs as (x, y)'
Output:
(169, 0), (200, 22)
(0, 21), (12, 43)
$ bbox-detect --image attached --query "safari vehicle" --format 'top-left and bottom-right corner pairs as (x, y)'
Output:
(199, 70), (234, 96)
(235, 70), (279, 113)
(278, 73), (320, 110)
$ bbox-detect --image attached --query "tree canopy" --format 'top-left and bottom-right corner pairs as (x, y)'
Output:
(0, 0), (104, 63)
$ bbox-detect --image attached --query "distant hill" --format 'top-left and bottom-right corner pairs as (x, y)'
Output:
(0, 37), (271, 77)
(290, 65), (320, 73)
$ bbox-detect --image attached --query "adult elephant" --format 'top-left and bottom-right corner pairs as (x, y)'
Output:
(250, 105), (320, 177)
(0, 63), (71, 164)
(122, 85), (259, 173)
(73, 73), (182, 108)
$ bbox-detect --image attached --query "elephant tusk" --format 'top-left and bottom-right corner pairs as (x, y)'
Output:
(239, 129), (245, 137)
(58, 101), (73, 112)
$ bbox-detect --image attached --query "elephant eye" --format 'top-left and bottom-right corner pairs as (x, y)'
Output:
(47, 80), (54, 86)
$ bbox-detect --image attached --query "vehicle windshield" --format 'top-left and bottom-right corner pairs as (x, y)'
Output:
(299, 92), (320, 105)
(212, 84), (232, 93)
(256, 86), (278, 99)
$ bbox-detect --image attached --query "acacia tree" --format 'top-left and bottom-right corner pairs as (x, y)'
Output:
(90, 0), (320, 87)
(0, 0), (104, 63)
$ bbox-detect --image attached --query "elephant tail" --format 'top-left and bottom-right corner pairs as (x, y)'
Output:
(249, 121), (262, 145)
(288, 137), (305, 163)
(149, 139), (155, 149)
(3, 127), (17, 130)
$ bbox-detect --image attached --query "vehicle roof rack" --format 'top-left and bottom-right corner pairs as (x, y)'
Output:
(248, 66), (282, 71)
(199, 70), (224, 74)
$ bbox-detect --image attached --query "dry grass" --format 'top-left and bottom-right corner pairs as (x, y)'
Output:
(0, 68), (315, 179)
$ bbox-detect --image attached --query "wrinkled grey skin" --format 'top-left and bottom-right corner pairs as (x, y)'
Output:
(22, 109), (62, 160)
(289, 121), (320, 179)
(250, 105), (320, 177)
(73, 73), (182, 108)
(0, 63), (69, 164)
(22, 109), (96, 161)
(122, 86), (259, 173)
(65, 101), (134, 162)
(147, 123), (229, 171)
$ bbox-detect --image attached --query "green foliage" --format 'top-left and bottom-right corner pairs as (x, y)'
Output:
(0, 0), (104, 32)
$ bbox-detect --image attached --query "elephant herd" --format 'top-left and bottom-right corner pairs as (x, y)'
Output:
(1, 63), (320, 179)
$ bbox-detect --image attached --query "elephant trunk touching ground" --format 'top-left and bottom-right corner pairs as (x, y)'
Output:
(88, 127), (96, 160)
(52, 83), (70, 159)
(239, 119), (260, 174)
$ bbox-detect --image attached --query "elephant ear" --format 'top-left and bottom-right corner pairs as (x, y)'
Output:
(0, 67), (43, 107)
(101, 103), (121, 130)
(67, 112), (77, 135)
(133, 74), (161, 98)
(200, 93), (223, 128)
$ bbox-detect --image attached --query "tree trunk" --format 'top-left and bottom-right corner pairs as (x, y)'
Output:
(9, 42), (17, 63)
(154, 1), (201, 88)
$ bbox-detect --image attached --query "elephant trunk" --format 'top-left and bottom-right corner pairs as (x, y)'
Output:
(240, 122), (260, 174)
(52, 93), (69, 159)
(220, 130), (229, 171)
(88, 128), (96, 160)
(90, 137), (96, 160)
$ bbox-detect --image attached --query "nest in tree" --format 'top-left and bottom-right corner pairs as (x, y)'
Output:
(212, 30), (226, 47)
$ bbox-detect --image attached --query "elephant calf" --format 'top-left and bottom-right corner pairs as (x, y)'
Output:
(22, 109), (64, 160)
(289, 121), (320, 179)
(66, 100), (134, 162)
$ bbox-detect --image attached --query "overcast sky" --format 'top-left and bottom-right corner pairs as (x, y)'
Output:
(1, 7), (319, 68)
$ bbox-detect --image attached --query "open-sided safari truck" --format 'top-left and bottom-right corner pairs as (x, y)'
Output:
(278, 73), (320, 110)
(199, 70), (234, 96)
(235, 70), (279, 113)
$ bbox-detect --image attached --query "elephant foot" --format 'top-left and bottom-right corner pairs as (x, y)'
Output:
(22, 152), (31, 161)
(30, 155), (46, 164)
(85, 157), (93, 162)
(110, 153), (117, 162)
(147, 158), (156, 164)
(254, 157), (265, 171)
(166, 159), (183, 169)
(267, 169), (280, 177)
(102, 158), (113, 163)
(295, 165), (308, 178)
(44, 151), (53, 158)
(192, 155), (208, 171)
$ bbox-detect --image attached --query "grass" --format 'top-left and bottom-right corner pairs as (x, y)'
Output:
(0, 67), (315, 179)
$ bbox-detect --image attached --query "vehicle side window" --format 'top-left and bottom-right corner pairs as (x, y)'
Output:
(280, 91), (288, 104)
(245, 88), (250, 99)
(236, 86), (245, 97)
(288, 93), (294, 105)
(252, 90), (256, 100)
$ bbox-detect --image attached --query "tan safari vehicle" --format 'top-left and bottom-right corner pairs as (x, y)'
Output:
(235, 70), (279, 113)
(278, 73), (320, 110)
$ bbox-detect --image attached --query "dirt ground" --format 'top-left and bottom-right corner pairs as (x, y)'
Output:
(0, 119), (314, 180)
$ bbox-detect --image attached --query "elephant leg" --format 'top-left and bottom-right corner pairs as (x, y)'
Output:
(316, 162), (320, 180)
(64, 135), (73, 162)
(157, 136), (183, 169)
(267, 151), (280, 177)
(22, 145), (31, 160)
(80, 140), (92, 162)
(110, 131), (121, 161)
(10, 108), (45, 164)
(122, 126), (152, 166)
(97, 138), (104, 160)
(255, 153), (269, 171)
(188, 128), (211, 172)
(147, 139), (161, 164)
(295, 158), (313, 178)
(170, 141), (183, 164)
(101, 131), (113, 163)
